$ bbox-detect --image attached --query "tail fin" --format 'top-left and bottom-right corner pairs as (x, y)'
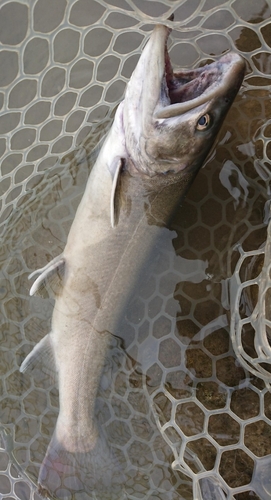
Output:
(38, 428), (126, 499)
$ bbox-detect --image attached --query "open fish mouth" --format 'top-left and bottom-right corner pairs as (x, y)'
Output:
(123, 23), (245, 176)
(155, 26), (245, 119)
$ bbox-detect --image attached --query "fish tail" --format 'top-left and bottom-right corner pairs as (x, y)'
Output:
(38, 426), (126, 499)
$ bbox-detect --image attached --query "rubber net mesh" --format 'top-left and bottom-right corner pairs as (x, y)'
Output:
(1, 0), (271, 499)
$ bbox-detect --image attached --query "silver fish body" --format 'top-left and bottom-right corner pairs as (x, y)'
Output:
(20, 24), (245, 498)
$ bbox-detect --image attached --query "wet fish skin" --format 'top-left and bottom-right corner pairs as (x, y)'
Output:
(20, 24), (245, 498)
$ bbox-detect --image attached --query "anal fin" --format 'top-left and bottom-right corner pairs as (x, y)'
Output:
(20, 333), (56, 380)
(29, 254), (65, 297)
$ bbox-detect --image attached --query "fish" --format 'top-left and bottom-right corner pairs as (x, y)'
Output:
(20, 23), (245, 499)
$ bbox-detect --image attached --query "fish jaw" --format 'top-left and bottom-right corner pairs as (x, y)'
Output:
(123, 24), (171, 145)
(123, 24), (245, 176)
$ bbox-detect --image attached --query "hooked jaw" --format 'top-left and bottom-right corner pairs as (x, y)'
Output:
(123, 23), (245, 177)
(157, 49), (245, 119)
(125, 23), (245, 124)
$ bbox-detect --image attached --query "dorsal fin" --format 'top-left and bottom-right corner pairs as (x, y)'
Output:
(29, 254), (65, 297)
(110, 158), (124, 228)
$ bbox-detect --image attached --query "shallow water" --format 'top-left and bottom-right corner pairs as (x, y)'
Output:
(1, 0), (271, 499)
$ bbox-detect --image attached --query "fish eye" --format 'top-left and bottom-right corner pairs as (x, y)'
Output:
(196, 113), (211, 131)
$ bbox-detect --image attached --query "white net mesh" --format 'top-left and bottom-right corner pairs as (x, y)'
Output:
(1, 0), (271, 499)
(230, 209), (271, 385)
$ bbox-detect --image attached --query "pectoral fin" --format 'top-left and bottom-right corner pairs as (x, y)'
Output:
(110, 157), (124, 228)
(29, 254), (65, 297)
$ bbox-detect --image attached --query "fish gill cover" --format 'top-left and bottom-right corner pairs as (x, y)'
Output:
(0, 1), (271, 500)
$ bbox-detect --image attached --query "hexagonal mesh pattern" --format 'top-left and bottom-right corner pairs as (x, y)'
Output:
(1, 0), (271, 499)
(230, 212), (271, 385)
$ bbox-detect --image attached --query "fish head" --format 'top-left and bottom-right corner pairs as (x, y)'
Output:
(123, 24), (245, 178)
